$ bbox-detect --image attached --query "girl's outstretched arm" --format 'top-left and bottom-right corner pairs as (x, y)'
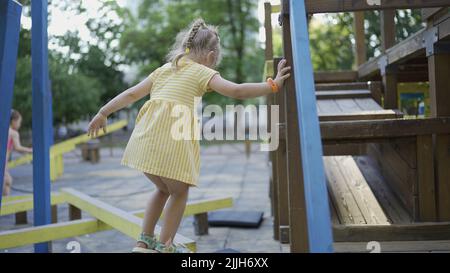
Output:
(10, 130), (33, 154)
(209, 59), (291, 100)
(88, 76), (154, 137)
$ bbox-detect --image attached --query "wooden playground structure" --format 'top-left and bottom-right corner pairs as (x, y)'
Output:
(266, 1), (450, 252)
(0, 0), (233, 253)
(1, 0), (450, 253)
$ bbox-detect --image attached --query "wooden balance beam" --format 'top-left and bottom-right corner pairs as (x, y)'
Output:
(7, 120), (128, 181)
(0, 189), (233, 251)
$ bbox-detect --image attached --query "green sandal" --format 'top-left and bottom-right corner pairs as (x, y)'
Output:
(155, 241), (193, 253)
(132, 233), (159, 253)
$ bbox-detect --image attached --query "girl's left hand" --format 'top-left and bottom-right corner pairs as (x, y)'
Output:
(88, 112), (107, 138)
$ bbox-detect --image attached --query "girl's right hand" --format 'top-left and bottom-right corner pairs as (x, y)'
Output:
(88, 112), (108, 138)
(274, 59), (291, 90)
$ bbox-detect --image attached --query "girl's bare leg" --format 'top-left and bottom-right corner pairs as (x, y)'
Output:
(159, 177), (190, 246)
(2, 171), (12, 196)
(136, 173), (170, 248)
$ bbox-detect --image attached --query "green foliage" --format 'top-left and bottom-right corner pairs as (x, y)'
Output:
(117, 0), (264, 107)
(309, 10), (425, 71)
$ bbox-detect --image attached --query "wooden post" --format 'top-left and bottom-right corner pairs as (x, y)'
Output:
(15, 211), (28, 225)
(381, 10), (398, 109)
(353, 11), (366, 67)
(264, 2), (274, 61)
(428, 49), (450, 221)
(416, 135), (437, 221)
(51, 205), (58, 224)
(31, 0), (52, 253)
(271, 80), (280, 242)
(280, 3), (309, 252)
(274, 58), (290, 244)
(193, 213), (209, 236)
(0, 0), (22, 203)
(69, 204), (82, 221)
(288, 0), (333, 253)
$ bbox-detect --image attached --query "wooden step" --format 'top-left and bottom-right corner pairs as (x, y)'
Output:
(316, 82), (369, 91)
(316, 90), (372, 100)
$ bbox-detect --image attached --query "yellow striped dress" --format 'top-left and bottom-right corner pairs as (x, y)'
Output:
(121, 57), (219, 187)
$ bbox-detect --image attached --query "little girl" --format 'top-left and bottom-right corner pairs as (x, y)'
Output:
(3, 110), (33, 196)
(88, 19), (291, 253)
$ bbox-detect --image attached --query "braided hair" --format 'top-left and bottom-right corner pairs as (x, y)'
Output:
(167, 18), (221, 70)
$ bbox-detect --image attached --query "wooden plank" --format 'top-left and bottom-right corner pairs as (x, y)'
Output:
(8, 120), (128, 169)
(335, 156), (390, 225)
(369, 81), (383, 106)
(323, 143), (367, 156)
(0, 219), (108, 250)
(319, 110), (398, 122)
(305, 0), (450, 13)
(324, 157), (367, 225)
(416, 135), (437, 221)
(130, 197), (233, 219)
(436, 135), (450, 221)
(422, 8), (446, 22)
(281, 2), (309, 252)
(368, 144), (416, 214)
(316, 82), (369, 91)
(316, 90), (371, 100)
(317, 100), (342, 114)
(0, 0), (22, 202)
(314, 71), (358, 83)
(289, 0), (333, 253)
(355, 156), (412, 224)
(0, 197), (231, 250)
(0, 193), (65, 216)
(333, 222), (450, 242)
(335, 240), (450, 253)
(334, 99), (365, 113)
(354, 12), (366, 67)
(353, 98), (384, 111)
(321, 118), (450, 141)
(61, 188), (196, 251)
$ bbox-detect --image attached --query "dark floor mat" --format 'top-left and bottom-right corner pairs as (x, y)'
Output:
(208, 211), (264, 228)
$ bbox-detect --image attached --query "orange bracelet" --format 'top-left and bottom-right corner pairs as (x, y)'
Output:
(267, 78), (279, 93)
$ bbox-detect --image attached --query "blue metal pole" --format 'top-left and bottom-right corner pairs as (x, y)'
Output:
(0, 0), (22, 205)
(289, 0), (333, 253)
(31, 0), (52, 253)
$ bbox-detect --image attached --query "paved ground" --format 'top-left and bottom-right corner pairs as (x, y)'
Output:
(1, 143), (285, 253)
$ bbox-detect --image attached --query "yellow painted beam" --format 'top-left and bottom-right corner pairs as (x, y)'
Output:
(61, 188), (196, 252)
(0, 195), (232, 250)
(1, 194), (32, 203)
(0, 193), (66, 216)
(7, 120), (127, 169)
(131, 197), (233, 219)
(0, 219), (109, 249)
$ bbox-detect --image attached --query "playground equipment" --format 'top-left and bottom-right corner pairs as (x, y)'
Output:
(0, 188), (233, 251)
(7, 120), (128, 181)
(265, 1), (450, 253)
(0, 0), (234, 253)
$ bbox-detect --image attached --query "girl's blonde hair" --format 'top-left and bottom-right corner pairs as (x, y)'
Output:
(167, 18), (222, 70)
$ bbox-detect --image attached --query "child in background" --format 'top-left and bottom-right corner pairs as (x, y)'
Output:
(88, 18), (291, 253)
(3, 110), (33, 196)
